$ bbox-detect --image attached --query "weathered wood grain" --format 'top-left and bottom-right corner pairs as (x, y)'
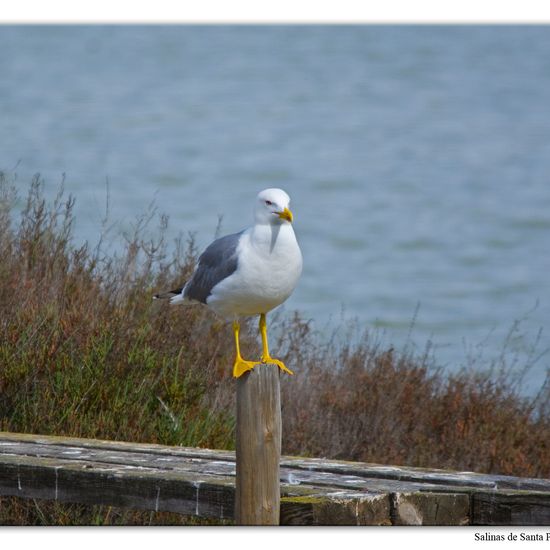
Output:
(281, 492), (391, 526)
(1, 431), (550, 525)
(392, 492), (470, 525)
(0, 452), (235, 518)
(3, 431), (548, 492)
(279, 456), (550, 492)
(472, 490), (550, 526)
(236, 364), (281, 525)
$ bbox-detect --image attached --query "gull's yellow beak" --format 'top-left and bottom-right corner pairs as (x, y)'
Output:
(277, 207), (293, 223)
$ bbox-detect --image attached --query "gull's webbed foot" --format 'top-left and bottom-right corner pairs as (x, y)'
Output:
(232, 357), (260, 378)
(260, 355), (294, 376)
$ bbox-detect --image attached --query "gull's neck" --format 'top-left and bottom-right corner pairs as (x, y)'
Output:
(250, 220), (295, 253)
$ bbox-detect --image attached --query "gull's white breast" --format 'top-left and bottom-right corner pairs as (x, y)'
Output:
(207, 223), (302, 317)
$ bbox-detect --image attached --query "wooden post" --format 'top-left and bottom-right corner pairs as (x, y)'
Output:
(235, 364), (281, 525)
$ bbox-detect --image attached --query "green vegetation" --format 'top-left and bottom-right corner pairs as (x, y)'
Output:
(1, 172), (549, 525)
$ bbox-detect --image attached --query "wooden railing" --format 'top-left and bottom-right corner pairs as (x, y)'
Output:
(1, 431), (550, 525)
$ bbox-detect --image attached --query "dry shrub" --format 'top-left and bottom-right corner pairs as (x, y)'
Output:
(0, 172), (240, 447)
(279, 316), (550, 477)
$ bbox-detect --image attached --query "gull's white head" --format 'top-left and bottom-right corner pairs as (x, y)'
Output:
(254, 188), (294, 225)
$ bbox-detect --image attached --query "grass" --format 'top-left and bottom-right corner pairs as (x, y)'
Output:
(0, 172), (549, 525)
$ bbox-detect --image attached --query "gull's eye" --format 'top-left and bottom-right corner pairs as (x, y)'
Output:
(265, 200), (273, 206)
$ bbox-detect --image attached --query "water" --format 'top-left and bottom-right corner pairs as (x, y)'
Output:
(1, 26), (550, 391)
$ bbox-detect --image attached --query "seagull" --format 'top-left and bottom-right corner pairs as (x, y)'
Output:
(154, 188), (303, 378)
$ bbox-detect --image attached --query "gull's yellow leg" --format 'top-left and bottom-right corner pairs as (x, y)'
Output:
(232, 320), (259, 378)
(259, 313), (293, 375)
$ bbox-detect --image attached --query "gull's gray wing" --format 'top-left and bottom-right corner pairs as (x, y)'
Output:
(183, 230), (243, 304)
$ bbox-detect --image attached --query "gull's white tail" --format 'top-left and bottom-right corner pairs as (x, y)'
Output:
(153, 287), (186, 306)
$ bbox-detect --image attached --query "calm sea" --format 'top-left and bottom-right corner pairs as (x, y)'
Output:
(1, 26), (550, 392)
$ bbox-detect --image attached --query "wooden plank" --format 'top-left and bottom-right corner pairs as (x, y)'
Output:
(0, 452), (235, 518)
(0, 451), (388, 522)
(2, 450), (548, 526)
(1, 432), (550, 525)
(0, 439), (508, 498)
(0, 432), (236, 462)
(392, 492), (470, 525)
(472, 491), (550, 526)
(0, 440), (237, 475)
(0, 441), (477, 499)
(279, 457), (550, 492)
(281, 492), (391, 526)
(0, 439), (537, 499)
(236, 365), (281, 525)
(2, 432), (549, 492)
